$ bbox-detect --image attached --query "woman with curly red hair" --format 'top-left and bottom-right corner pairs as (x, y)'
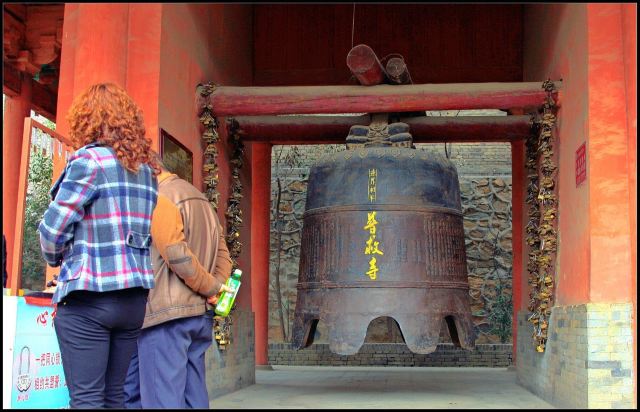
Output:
(39, 83), (159, 408)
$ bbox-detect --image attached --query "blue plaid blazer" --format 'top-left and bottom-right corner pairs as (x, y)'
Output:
(38, 143), (158, 304)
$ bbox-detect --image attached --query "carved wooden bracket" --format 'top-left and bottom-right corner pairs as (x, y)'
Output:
(4, 5), (63, 80)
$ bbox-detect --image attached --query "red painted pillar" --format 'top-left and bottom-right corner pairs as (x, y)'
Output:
(511, 140), (526, 363)
(48, 3), (133, 283)
(55, 4), (77, 134)
(250, 142), (272, 366)
(586, 4), (633, 304)
(2, 73), (32, 286)
(57, 4), (161, 139)
(621, 4), (637, 402)
(55, 3), (132, 136)
(56, 3), (131, 136)
(72, 4), (129, 91)
(126, 4), (163, 148)
(42, 3), (78, 285)
(586, 6), (635, 403)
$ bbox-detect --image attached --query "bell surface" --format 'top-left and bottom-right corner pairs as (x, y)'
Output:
(292, 146), (476, 355)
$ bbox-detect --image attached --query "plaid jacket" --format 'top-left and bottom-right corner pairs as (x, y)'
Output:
(38, 143), (158, 304)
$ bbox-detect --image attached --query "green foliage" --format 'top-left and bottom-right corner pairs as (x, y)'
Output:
(20, 136), (54, 291)
(32, 113), (56, 131)
(488, 281), (513, 343)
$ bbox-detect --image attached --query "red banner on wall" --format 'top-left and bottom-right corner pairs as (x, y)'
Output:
(575, 142), (587, 187)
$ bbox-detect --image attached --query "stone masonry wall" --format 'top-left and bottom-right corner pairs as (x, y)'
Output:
(269, 343), (512, 367)
(269, 142), (514, 352)
(205, 308), (255, 400)
(516, 304), (635, 409)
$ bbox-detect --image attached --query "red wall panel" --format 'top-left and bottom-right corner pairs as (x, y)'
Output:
(253, 4), (523, 86)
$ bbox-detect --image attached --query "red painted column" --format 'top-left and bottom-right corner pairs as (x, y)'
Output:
(621, 4), (637, 402)
(56, 4), (162, 147)
(72, 4), (129, 91)
(41, 3), (78, 285)
(55, 4), (78, 134)
(2, 73), (32, 286)
(586, 4), (633, 303)
(55, 4), (131, 135)
(586, 6), (635, 404)
(49, 4), (134, 284)
(511, 140), (526, 363)
(126, 4), (162, 149)
(52, 2), (79, 199)
(250, 142), (272, 366)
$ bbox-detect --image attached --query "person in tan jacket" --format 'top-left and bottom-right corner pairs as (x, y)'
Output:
(123, 153), (233, 408)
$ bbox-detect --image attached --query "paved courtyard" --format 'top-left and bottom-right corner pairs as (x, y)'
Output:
(210, 366), (555, 409)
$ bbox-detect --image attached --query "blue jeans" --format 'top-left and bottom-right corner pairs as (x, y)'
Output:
(53, 287), (148, 409)
(124, 314), (213, 408)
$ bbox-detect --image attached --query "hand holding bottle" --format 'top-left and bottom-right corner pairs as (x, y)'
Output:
(207, 283), (234, 305)
(214, 269), (242, 317)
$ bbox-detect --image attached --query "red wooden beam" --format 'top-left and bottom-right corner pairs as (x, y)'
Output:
(31, 79), (57, 120)
(232, 115), (532, 145)
(3, 65), (58, 120)
(233, 115), (370, 144)
(407, 115), (532, 142)
(208, 81), (561, 116)
(346, 44), (386, 86)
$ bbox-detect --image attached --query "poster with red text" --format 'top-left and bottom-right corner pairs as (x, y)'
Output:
(7, 296), (69, 408)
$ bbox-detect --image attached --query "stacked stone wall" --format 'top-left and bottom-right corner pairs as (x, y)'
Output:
(516, 304), (634, 409)
(269, 343), (512, 367)
(206, 308), (255, 400)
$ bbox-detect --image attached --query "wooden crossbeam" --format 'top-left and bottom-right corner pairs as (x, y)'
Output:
(3, 65), (57, 120)
(233, 115), (532, 145)
(207, 81), (560, 117)
(31, 80), (57, 120)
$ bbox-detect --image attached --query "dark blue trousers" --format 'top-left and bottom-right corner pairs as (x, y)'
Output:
(53, 287), (148, 409)
(124, 314), (213, 409)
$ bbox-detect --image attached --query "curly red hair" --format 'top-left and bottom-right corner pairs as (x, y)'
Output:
(67, 83), (160, 175)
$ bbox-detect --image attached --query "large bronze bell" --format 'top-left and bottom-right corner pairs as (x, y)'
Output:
(292, 116), (476, 355)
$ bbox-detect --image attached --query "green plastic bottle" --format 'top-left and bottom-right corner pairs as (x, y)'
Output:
(214, 269), (242, 317)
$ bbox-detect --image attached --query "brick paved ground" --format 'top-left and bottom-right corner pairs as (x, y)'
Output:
(211, 366), (554, 409)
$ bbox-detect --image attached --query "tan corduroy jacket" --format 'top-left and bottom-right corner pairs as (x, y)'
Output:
(142, 172), (232, 329)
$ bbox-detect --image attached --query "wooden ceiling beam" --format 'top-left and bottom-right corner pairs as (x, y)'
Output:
(3, 6), (26, 61)
(3, 64), (57, 120)
(31, 79), (57, 121)
(232, 114), (532, 145)
(4, 4), (27, 23)
(24, 4), (64, 66)
(207, 81), (561, 117)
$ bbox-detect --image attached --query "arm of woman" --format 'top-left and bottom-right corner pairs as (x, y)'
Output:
(38, 153), (99, 267)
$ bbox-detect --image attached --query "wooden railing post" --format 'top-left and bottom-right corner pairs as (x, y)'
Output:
(9, 118), (34, 296)
(8, 118), (72, 295)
